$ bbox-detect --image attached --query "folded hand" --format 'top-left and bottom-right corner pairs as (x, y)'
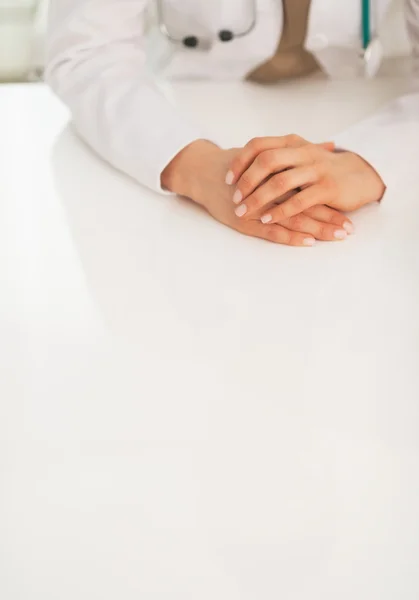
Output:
(225, 134), (385, 226)
(162, 140), (354, 246)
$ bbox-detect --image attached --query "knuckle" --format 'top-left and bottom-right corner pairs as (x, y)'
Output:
(289, 214), (304, 230)
(331, 213), (345, 226)
(270, 173), (288, 194)
(239, 172), (253, 190)
(323, 176), (338, 195)
(257, 151), (274, 169)
(250, 190), (264, 210)
(312, 162), (324, 177)
(273, 205), (287, 223)
(282, 232), (293, 246)
(240, 222), (256, 237)
(317, 225), (329, 239)
(291, 194), (305, 213)
(288, 133), (302, 145)
(279, 218), (291, 227)
(247, 137), (262, 152)
(230, 158), (242, 175)
(237, 172), (253, 195)
(304, 206), (319, 219)
(289, 233), (304, 246)
(305, 144), (320, 161)
(271, 227), (290, 245)
(266, 226), (277, 240)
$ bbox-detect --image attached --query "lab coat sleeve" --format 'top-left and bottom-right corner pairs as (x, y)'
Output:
(332, 0), (419, 195)
(45, 0), (206, 193)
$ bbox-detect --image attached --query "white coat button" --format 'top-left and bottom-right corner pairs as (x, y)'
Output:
(310, 34), (329, 51)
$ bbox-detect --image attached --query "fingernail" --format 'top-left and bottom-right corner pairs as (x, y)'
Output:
(233, 190), (243, 204)
(225, 170), (234, 185)
(261, 214), (272, 224)
(303, 238), (315, 246)
(343, 221), (354, 234)
(235, 204), (247, 218)
(334, 229), (347, 240)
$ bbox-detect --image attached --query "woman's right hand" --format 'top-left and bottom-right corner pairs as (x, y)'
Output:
(161, 140), (353, 247)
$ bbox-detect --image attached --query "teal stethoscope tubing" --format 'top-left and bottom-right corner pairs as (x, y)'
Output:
(362, 0), (371, 50)
(157, 0), (373, 53)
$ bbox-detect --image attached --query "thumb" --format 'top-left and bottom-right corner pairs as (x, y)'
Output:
(318, 141), (336, 152)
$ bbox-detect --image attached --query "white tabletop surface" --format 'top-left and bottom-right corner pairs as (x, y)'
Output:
(1, 78), (419, 600)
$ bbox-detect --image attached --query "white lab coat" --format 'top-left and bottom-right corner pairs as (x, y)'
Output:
(46, 0), (419, 193)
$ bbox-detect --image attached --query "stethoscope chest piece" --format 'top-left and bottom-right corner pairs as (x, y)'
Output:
(363, 37), (384, 78)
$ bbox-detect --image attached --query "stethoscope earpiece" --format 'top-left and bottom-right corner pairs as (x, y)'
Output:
(182, 36), (199, 48)
(182, 31), (234, 48)
(157, 0), (257, 50)
(218, 30), (234, 43)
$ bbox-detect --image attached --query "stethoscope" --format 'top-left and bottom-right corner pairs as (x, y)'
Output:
(157, 0), (383, 77)
(361, 0), (384, 77)
(156, 0), (257, 49)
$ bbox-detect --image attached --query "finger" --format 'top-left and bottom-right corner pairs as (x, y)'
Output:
(226, 134), (305, 186)
(226, 136), (333, 187)
(240, 220), (315, 247)
(259, 185), (325, 222)
(233, 148), (319, 203)
(234, 166), (319, 220)
(277, 214), (348, 242)
(304, 205), (354, 234)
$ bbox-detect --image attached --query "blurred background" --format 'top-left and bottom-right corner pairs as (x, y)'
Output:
(0, 0), (48, 81)
(0, 0), (413, 83)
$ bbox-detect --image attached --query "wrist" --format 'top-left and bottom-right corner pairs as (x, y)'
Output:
(354, 153), (386, 202)
(349, 152), (386, 202)
(161, 139), (221, 201)
(335, 150), (386, 202)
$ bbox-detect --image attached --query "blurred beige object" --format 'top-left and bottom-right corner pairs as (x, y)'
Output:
(0, 0), (38, 82)
(33, 0), (48, 78)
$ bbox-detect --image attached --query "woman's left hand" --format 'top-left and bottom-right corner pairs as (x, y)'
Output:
(225, 134), (386, 224)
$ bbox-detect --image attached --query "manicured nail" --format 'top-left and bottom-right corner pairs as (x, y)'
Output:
(233, 190), (243, 204)
(334, 229), (347, 240)
(343, 221), (354, 234)
(235, 204), (247, 218)
(225, 170), (234, 185)
(303, 238), (315, 246)
(261, 214), (272, 224)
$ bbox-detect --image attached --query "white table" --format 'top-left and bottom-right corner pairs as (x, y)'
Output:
(1, 78), (419, 600)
